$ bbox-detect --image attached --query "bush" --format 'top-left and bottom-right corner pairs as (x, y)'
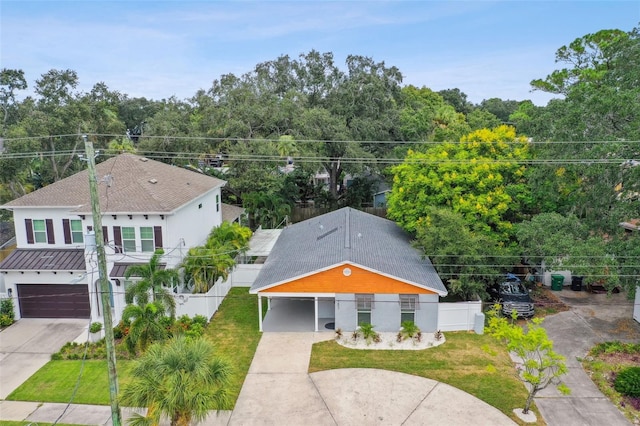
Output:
(614, 367), (640, 397)
(0, 298), (15, 326)
(90, 322), (103, 333)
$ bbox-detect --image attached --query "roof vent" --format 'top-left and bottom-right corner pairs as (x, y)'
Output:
(149, 178), (158, 184)
(140, 157), (149, 162)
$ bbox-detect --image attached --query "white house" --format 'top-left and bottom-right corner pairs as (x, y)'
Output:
(0, 153), (226, 324)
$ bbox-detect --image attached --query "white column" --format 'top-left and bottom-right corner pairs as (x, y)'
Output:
(267, 297), (272, 310)
(258, 294), (263, 332)
(314, 296), (319, 332)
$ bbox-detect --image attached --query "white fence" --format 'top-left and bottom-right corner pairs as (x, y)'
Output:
(173, 264), (263, 320)
(437, 301), (483, 331)
(174, 277), (232, 320)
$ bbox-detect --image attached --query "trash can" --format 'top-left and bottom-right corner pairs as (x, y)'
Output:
(571, 275), (583, 291)
(551, 274), (564, 291)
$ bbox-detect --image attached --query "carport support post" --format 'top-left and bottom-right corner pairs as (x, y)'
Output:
(258, 294), (263, 332)
(84, 137), (122, 426)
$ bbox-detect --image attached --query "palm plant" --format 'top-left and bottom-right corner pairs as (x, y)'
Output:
(125, 249), (178, 317)
(121, 336), (232, 426)
(121, 300), (171, 354)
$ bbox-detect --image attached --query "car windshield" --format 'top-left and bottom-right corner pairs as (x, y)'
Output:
(500, 282), (528, 295)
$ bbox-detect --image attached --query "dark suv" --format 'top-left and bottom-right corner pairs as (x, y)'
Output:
(488, 274), (535, 318)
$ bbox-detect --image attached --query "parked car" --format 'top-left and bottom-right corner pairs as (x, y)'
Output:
(488, 273), (535, 318)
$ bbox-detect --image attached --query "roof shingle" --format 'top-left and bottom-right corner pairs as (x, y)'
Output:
(2, 153), (226, 214)
(250, 207), (447, 294)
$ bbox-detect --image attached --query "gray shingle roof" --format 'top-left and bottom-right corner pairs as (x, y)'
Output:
(2, 153), (226, 214)
(0, 248), (86, 271)
(250, 207), (447, 295)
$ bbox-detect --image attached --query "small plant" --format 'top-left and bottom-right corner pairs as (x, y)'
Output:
(398, 321), (420, 341)
(351, 329), (359, 342)
(435, 330), (443, 341)
(614, 367), (640, 397)
(358, 323), (380, 344)
(0, 298), (15, 327)
(335, 328), (343, 340)
(396, 332), (403, 343)
(90, 322), (103, 333)
(414, 331), (422, 343)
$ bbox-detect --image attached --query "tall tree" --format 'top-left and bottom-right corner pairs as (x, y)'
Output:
(0, 68), (27, 135)
(387, 125), (531, 238)
(124, 249), (178, 316)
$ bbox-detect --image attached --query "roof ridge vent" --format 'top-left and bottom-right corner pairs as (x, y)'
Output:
(344, 208), (350, 248)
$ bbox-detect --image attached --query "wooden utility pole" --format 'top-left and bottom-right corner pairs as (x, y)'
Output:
(83, 135), (122, 426)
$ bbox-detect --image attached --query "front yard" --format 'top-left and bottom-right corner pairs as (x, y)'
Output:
(7, 287), (263, 408)
(310, 332), (545, 426)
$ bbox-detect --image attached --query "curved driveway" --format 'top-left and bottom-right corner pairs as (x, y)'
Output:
(229, 332), (515, 425)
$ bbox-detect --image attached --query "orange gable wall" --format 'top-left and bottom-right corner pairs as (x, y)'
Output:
(261, 264), (435, 294)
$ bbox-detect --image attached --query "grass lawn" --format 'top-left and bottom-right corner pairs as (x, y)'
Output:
(310, 331), (545, 426)
(7, 287), (263, 408)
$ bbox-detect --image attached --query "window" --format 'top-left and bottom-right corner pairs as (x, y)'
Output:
(121, 227), (136, 252)
(33, 219), (47, 243)
(356, 294), (374, 326)
(400, 295), (418, 324)
(70, 219), (83, 243)
(140, 227), (154, 252)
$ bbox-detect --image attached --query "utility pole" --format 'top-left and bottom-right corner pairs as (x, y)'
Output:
(83, 135), (122, 426)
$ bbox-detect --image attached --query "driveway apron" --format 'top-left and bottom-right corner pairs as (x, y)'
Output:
(0, 318), (88, 399)
(230, 332), (515, 426)
(535, 290), (640, 426)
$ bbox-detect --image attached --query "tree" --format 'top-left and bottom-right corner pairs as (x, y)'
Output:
(438, 88), (474, 114)
(0, 68), (27, 134)
(124, 249), (178, 316)
(516, 213), (619, 291)
(121, 336), (232, 426)
(387, 125), (531, 239)
(182, 223), (252, 293)
(414, 207), (517, 300)
(121, 300), (171, 354)
(486, 308), (570, 415)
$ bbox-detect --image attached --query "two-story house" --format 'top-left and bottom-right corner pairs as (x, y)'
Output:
(0, 153), (226, 324)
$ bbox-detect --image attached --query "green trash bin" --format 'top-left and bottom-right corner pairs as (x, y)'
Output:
(551, 274), (564, 291)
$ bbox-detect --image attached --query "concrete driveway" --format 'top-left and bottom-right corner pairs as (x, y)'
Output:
(0, 318), (88, 399)
(229, 332), (515, 425)
(535, 289), (640, 426)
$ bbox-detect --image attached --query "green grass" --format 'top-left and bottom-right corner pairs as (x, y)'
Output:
(7, 287), (263, 408)
(7, 360), (133, 404)
(310, 331), (545, 426)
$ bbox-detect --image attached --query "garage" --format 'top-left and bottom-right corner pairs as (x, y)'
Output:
(17, 284), (90, 318)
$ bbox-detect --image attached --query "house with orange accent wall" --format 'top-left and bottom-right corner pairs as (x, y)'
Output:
(250, 207), (448, 332)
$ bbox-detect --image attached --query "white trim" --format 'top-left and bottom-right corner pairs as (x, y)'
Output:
(255, 292), (335, 298)
(250, 261), (448, 296)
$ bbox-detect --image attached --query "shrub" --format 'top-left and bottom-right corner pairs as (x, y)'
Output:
(614, 367), (640, 397)
(192, 314), (208, 326)
(90, 322), (103, 333)
(358, 323), (380, 344)
(398, 321), (420, 340)
(0, 298), (15, 326)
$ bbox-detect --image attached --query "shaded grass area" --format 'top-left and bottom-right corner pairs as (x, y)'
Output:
(310, 331), (545, 426)
(7, 287), (263, 409)
(582, 341), (640, 424)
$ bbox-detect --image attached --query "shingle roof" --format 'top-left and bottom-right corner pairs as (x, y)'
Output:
(0, 248), (86, 271)
(221, 203), (245, 223)
(2, 153), (226, 214)
(250, 207), (447, 295)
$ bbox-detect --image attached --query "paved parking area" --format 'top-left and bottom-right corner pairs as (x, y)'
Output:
(0, 318), (88, 398)
(535, 288), (640, 425)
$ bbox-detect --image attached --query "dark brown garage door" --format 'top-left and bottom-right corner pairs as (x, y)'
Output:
(17, 284), (91, 318)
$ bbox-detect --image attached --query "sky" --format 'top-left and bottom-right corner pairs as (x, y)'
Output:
(1, 1), (639, 106)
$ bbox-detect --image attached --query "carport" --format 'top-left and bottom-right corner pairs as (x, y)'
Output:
(260, 296), (335, 332)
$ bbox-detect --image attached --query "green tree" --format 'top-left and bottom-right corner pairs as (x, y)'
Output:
(388, 125), (531, 238)
(486, 308), (570, 415)
(124, 249), (178, 316)
(0, 68), (27, 134)
(121, 336), (232, 426)
(121, 300), (171, 355)
(414, 207), (517, 300)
